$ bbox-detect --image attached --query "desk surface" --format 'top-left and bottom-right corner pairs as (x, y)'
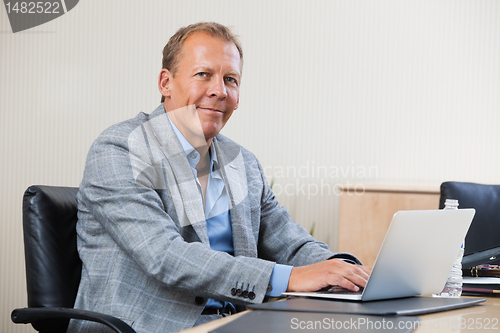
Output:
(178, 296), (500, 333)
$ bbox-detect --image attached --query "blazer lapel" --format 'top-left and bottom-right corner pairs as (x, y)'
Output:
(214, 138), (258, 258)
(144, 106), (209, 244)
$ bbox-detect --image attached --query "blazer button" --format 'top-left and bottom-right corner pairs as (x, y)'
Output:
(231, 288), (237, 296)
(242, 290), (249, 298)
(195, 296), (204, 305)
(236, 289), (242, 297)
(248, 292), (256, 300)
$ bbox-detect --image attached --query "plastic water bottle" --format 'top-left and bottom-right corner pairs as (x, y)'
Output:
(433, 199), (464, 297)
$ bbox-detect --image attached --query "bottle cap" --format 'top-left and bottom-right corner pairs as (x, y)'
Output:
(444, 199), (459, 208)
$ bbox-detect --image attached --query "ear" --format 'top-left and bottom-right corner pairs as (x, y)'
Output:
(158, 69), (171, 98)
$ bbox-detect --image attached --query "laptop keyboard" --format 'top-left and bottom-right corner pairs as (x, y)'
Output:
(317, 286), (364, 295)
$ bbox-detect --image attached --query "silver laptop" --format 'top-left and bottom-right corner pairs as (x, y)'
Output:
(283, 209), (475, 301)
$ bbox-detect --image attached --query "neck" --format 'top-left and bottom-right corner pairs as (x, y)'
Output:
(195, 145), (211, 177)
(166, 106), (208, 151)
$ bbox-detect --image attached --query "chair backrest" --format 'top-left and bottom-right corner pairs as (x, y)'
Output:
(23, 185), (81, 332)
(440, 181), (500, 268)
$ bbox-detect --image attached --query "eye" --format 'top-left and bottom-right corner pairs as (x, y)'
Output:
(225, 77), (238, 85)
(196, 72), (208, 78)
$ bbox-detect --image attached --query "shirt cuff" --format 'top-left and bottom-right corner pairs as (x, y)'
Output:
(266, 264), (293, 297)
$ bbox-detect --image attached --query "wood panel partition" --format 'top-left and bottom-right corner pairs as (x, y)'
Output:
(338, 185), (440, 266)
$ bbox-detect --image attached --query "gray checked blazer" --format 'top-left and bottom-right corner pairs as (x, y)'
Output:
(68, 104), (359, 333)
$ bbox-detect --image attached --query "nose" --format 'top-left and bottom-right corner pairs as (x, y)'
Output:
(207, 77), (227, 100)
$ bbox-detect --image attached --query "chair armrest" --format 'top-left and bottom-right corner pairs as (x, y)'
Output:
(11, 307), (136, 333)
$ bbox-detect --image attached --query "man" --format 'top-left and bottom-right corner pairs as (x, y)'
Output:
(68, 22), (370, 333)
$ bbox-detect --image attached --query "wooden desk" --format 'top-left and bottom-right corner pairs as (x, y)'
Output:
(412, 297), (500, 332)
(179, 297), (500, 332)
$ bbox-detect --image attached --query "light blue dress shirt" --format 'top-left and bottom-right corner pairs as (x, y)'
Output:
(167, 113), (292, 307)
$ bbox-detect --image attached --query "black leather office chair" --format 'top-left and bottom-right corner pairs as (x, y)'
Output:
(11, 185), (136, 333)
(440, 181), (500, 268)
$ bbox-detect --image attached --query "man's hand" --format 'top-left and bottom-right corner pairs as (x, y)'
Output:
(287, 259), (372, 292)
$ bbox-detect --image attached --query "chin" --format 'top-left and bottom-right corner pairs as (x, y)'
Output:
(202, 123), (223, 141)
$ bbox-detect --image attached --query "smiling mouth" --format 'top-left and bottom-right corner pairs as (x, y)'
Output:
(197, 107), (223, 113)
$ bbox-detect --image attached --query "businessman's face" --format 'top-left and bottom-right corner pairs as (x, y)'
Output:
(160, 32), (241, 144)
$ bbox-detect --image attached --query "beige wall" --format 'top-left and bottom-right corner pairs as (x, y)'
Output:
(1, 1), (499, 331)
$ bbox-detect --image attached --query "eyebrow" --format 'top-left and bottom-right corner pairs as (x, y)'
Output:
(197, 65), (215, 72)
(226, 70), (241, 78)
